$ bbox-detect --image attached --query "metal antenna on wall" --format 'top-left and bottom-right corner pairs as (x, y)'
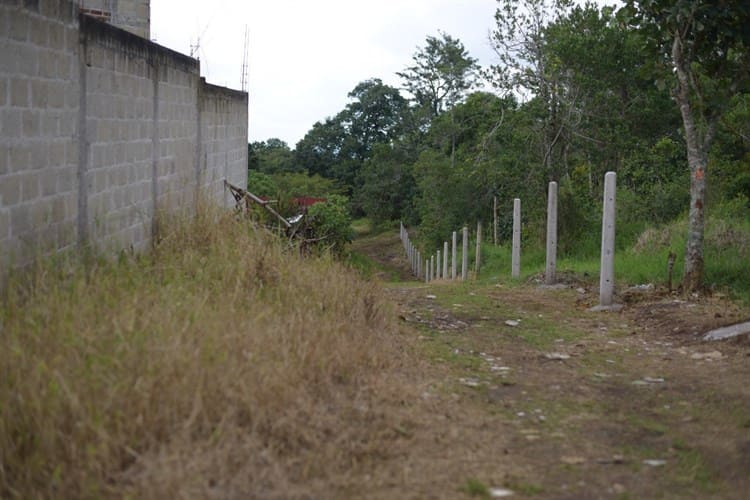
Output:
(240, 25), (249, 92)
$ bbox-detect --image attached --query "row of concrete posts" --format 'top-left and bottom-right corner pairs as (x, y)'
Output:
(399, 171), (618, 308)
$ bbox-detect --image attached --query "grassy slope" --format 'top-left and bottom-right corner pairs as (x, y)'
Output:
(0, 210), (418, 498)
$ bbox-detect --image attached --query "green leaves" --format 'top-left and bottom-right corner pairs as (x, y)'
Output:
(397, 31), (479, 117)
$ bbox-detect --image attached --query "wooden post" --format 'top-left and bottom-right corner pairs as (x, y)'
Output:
(443, 241), (448, 278)
(452, 231), (457, 280)
(599, 172), (616, 306)
(436, 250), (441, 279)
(512, 198), (521, 278)
(462, 226), (468, 281)
(545, 181), (558, 285)
(417, 251), (421, 279)
(475, 221), (482, 276)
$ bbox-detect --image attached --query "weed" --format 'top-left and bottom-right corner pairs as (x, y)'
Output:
(461, 477), (490, 498)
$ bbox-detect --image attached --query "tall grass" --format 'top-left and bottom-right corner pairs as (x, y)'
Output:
(0, 206), (415, 498)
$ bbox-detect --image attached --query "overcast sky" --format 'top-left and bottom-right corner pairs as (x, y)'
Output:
(151, 1), (616, 148)
(151, 0), (502, 147)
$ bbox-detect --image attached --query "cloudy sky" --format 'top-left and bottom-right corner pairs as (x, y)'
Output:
(151, 0), (502, 147)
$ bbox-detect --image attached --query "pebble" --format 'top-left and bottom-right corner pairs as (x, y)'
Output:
(643, 459), (667, 467)
(544, 352), (571, 360)
(505, 320), (520, 327)
(691, 350), (723, 361)
(489, 487), (514, 498)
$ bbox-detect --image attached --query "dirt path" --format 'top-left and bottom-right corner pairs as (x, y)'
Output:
(351, 231), (750, 499)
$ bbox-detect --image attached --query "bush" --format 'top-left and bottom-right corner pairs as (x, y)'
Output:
(306, 194), (354, 255)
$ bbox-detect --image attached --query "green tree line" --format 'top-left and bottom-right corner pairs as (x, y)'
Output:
(248, 0), (750, 292)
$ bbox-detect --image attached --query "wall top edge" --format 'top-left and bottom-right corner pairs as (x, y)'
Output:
(80, 13), (199, 74)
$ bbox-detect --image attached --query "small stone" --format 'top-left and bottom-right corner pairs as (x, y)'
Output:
(643, 377), (665, 384)
(576, 287), (586, 294)
(643, 459), (667, 467)
(690, 350), (723, 361)
(561, 456), (586, 465)
(489, 487), (514, 498)
(544, 352), (571, 360)
(505, 320), (520, 327)
(426, 294), (437, 299)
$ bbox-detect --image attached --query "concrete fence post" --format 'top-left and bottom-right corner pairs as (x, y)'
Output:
(475, 221), (482, 276)
(452, 231), (457, 280)
(462, 226), (469, 281)
(436, 250), (441, 279)
(512, 198), (521, 278)
(599, 172), (617, 306)
(443, 241), (448, 278)
(545, 181), (558, 285)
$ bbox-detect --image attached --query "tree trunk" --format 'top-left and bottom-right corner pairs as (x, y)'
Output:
(672, 34), (714, 293)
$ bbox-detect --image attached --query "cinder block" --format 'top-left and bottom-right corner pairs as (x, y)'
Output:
(41, 168), (57, 196)
(30, 79), (48, 107)
(10, 204), (31, 238)
(0, 148), (7, 176)
(29, 15), (47, 45)
(0, 107), (23, 139)
(0, 209), (9, 240)
(30, 142), (47, 169)
(10, 78), (28, 107)
(21, 171), (40, 202)
(0, 174), (21, 206)
(9, 143), (30, 173)
(9, 11), (28, 42)
(22, 109), (38, 137)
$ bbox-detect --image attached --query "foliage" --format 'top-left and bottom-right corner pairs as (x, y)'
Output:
(247, 170), (278, 197)
(306, 194), (355, 255)
(251, 2), (749, 295)
(397, 31), (479, 117)
(248, 138), (299, 174)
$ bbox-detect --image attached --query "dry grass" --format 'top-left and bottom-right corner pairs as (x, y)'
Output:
(0, 206), (416, 498)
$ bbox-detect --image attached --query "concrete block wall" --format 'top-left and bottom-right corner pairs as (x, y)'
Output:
(201, 82), (249, 207)
(0, 0), (81, 268)
(1, 0), (248, 275)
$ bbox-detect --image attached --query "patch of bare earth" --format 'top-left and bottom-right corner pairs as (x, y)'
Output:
(352, 232), (750, 499)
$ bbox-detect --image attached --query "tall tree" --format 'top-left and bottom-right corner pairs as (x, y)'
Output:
(248, 139), (299, 174)
(623, 0), (750, 291)
(397, 31), (479, 117)
(489, 0), (573, 179)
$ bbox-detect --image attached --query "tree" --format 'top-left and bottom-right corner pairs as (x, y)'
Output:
(344, 78), (409, 159)
(397, 31), (479, 118)
(248, 138), (299, 174)
(489, 0), (573, 179)
(295, 79), (409, 196)
(622, 0), (750, 291)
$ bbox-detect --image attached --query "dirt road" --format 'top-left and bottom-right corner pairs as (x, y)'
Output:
(350, 231), (750, 499)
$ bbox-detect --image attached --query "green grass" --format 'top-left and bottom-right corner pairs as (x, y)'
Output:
(471, 207), (750, 301)
(460, 477), (490, 498)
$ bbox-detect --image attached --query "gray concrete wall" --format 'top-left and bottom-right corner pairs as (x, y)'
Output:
(1, 0), (248, 273)
(1, 0), (81, 266)
(200, 82), (249, 208)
